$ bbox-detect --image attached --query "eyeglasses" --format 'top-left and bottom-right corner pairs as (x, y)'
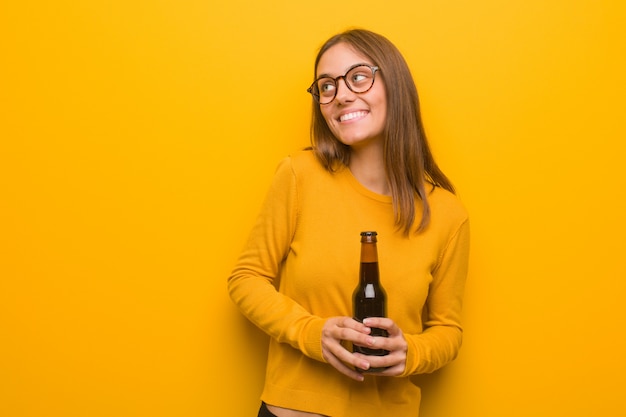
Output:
(307, 64), (379, 105)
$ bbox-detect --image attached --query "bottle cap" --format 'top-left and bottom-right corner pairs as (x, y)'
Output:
(360, 231), (378, 243)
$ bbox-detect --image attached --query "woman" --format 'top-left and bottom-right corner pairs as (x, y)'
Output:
(228, 29), (470, 417)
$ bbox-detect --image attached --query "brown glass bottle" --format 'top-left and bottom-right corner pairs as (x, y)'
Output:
(352, 231), (389, 371)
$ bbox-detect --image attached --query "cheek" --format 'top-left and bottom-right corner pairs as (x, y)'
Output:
(320, 108), (334, 125)
(320, 111), (339, 135)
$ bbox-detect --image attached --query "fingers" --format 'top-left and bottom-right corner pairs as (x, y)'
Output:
(339, 316), (372, 335)
(323, 350), (367, 381)
(362, 317), (398, 335)
(322, 336), (372, 376)
(322, 317), (371, 345)
(354, 348), (406, 376)
(321, 317), (373, 381)
(357, 317), (408, 376)
(321, 316), (408, 379)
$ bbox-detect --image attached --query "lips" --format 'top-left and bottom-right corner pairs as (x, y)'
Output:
(339, 110), (368, 122)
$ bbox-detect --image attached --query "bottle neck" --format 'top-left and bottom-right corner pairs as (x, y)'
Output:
(360, 242), (378, 263)
(359, 242), (379, 284)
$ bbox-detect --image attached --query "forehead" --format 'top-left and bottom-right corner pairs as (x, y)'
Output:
(316, 43), (372, 77)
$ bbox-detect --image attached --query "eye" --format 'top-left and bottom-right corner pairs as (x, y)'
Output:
(351, 73), (367, 82)
(318, 79), (336, 95)
(348, 66), (372, 87)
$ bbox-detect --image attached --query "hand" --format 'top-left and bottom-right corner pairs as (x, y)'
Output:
(321, 316), (376, 381)
(352, 317), (408, 377)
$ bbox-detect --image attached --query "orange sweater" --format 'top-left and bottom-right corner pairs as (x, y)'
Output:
(228, 150), (469, 416)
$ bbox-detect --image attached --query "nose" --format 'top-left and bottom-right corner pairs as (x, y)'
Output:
(334, 77), (355, 103)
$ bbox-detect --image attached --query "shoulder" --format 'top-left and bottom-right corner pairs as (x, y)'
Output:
(275, 149), (329, 179)
(427, 185), (469, 230)
(269, 149), (333, 197)
(287, 149), (324, 170)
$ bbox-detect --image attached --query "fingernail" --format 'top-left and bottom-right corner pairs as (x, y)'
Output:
(368, 337), (375, 346)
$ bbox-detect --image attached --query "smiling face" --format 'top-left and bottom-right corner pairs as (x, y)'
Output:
(316, 42), (387, 150)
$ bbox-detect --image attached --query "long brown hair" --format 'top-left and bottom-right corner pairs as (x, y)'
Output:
(310, 29), (455, 235)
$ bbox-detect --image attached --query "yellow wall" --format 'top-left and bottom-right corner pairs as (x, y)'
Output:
(2, 1), (625, 416)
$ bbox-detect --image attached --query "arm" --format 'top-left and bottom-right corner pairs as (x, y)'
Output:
(227, 158), (326, 362)
(401, 218), (470, 375)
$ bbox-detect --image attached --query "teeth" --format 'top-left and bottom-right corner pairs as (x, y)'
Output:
(340, 111), (367, 122)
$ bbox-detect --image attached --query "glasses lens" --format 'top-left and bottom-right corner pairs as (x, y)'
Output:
(346, 65), (375, 93)
(315, 77), (336, 104)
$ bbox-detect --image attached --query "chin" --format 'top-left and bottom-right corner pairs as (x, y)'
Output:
(339, 135), (379, 148)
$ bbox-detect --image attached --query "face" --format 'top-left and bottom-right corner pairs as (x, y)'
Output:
(316, 43), (387, 150)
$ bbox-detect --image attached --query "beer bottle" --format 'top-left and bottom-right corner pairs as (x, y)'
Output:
(352, 231), (389, 371)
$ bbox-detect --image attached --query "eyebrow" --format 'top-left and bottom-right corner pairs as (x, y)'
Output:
(316, 62), (373, 79)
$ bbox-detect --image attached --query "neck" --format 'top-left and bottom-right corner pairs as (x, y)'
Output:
(349, 141), (390, 196)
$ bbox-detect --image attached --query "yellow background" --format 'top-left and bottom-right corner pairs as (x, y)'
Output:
(2, 1), (625, 416)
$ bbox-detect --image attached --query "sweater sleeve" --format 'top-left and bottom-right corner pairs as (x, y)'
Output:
(227, 157), (326, 362)
(401, 217), (470, 376)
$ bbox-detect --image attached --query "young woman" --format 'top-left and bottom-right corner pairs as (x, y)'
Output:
(228, 29), (470, 417)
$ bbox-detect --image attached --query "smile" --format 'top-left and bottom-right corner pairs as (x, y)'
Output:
(339, 111), (368, 122)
